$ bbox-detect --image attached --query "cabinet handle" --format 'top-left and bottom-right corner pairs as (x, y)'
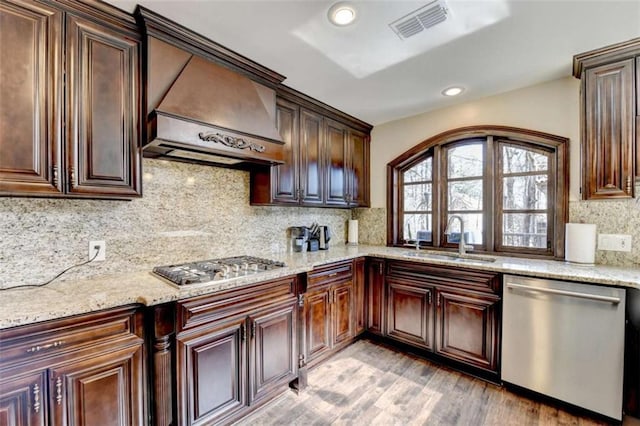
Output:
(298, 294), (304, 307)
(300, 188), (305, 199)
(55, 377), (63, 405)
(627, 176), (633, 195)
(52, 165), (59, 187)
(27, 340), (65, 353)
(251, 322), (256, 339)
(428, 292), (432, 305)
(328, 272), (338, 277)
(437, 294), (441, 307)
(241, 323), (246, 341)
(33, 383), (40, 413)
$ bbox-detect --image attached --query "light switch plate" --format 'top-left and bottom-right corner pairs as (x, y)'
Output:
(597, 234), (632, 252)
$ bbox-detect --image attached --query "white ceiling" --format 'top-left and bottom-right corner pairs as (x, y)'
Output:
(105, 0), (640, 125)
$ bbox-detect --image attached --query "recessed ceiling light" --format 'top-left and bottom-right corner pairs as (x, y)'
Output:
(328, 3), (356, 26)
(442, 86), (464, 97)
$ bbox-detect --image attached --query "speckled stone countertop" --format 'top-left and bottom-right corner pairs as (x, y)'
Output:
(1, 245), (638, 329)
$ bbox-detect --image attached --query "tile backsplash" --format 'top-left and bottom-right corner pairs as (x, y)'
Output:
(0, 159), (350, 289)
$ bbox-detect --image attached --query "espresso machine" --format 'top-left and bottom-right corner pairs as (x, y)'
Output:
(290, 225), (331, 252)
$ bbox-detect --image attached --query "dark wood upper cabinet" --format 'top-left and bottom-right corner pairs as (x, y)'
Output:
(324, 119), (349, 206)
(574, 38), (640, 199)
(0, 0), (141, 199)
(251, 86), (371, 208)
(65, 13), (141, 197)
(349, 130), (370, 207)
(299, 108), (324, 205)
(0, 0), (63, 195)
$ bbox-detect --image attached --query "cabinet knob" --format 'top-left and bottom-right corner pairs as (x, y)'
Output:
(428, 291), (432, 305)
(437, 293), (441, 307)
(69, 167), (76, 189)
(52, 166), (59, 187)
(626, 176), (633, 195)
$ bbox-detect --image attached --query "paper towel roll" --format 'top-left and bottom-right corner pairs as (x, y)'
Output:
(565, 223), (596, 264)
(348, 219), (359, 245)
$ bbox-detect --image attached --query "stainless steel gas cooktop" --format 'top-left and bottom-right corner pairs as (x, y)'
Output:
(153, 256), (286, 287)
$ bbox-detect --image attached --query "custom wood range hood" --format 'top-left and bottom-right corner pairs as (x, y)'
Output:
(138, 7), (286, 169)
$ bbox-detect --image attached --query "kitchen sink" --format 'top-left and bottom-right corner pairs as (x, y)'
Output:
(404, 251), (497, 263)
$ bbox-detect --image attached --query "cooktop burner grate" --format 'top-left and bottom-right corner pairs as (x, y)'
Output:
(153, 256), (286, 287)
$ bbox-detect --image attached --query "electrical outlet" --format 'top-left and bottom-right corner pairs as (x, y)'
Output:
(597, 234), (632, 252)
(89, 240), (106, 261)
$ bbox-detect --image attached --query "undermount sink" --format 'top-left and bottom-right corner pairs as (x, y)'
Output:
(404, 251), (497, 263)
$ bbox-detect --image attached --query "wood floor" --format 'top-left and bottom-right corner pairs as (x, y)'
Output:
(236, 339), (610, 426)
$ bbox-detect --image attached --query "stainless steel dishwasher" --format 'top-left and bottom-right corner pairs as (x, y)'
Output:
(502, 275), (626, 420)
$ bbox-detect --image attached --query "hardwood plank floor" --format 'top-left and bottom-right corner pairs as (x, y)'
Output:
(236, 339), (611, 426)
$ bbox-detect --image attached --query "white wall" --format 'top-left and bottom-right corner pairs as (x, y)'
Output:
(369, 77), (581, 208)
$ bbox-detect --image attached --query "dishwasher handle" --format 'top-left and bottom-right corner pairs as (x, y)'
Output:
(506, 282), (621, 304)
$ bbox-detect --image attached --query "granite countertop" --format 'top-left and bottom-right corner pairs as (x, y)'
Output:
(1, 245), (639, 329)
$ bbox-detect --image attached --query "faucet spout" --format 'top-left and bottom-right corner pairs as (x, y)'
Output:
(445, 215), (473, 256)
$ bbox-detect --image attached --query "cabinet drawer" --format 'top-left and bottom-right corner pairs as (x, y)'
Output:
(0, 306), (141, 367)
(308, 261), (353, 288)
(386, 260), (501, 294)
(178, 276), (297, 332)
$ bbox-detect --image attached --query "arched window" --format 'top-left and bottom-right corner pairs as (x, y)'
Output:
(387, 126), (569, 258)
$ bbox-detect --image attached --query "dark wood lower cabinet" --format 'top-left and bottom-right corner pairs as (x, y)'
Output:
(170, 276), (299, 426)
(177, 317), (247, 426)
(304, 288), (332, 363)
(386, 278), (434, 350)
(0, 306), (146, 426)
(50, 344), (145, 426)
(0, 371), (47, 426)
(353, 258), (366, 335)
(434, 288), (500, 372)
(370, 260), (502, 377)
(366, 258), (385, 336)
(332, 282), (353, 346)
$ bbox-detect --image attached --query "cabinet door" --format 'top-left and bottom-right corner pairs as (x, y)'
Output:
(299, 109), (324, 205)
(271, 98), (300, 204)
(348, 130), (369, 207)
(366, 259), (385, 336)
(386, 278), (433, 350)
(353, 258), (366, 335)
(0, 371), (47, 426)
(50, 343), (145, 426)
(434, 288), (500, 372)
(304, 288), (332, 363)
(332, 281), (354, 346)
(324, 119), (349, 206)
(583, 59), (635, 199)
(0, 0), (62, 195)
(249, 303), (297, 404)
(65, 14), (141, 197)
(177, 317), (247, 426)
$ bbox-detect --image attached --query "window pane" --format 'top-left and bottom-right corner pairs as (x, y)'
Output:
(404, 158), (432, 183)
(448, 180), (482, 211)
(503, 146), (548, 174)
(404, 183), (432, 211)
(503, 213), (547, 248)
(503, 175), (548, 210)
(448, 143), (483, 178)
(445, 214), (483, 244)
(403, 214), (432, 242)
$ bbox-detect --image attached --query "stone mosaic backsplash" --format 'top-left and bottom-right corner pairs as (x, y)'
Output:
(355, 193), (640, 267)
(0, 159), (351, 289)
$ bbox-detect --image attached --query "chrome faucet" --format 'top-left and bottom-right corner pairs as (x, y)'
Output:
(445, 215), (474, 256)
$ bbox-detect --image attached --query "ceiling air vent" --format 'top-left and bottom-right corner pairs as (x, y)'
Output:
(389, 0), (449, 40)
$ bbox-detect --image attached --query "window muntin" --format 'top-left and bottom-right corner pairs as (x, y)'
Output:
(401, 157), (433, 244)
(389, 127), (567, 259)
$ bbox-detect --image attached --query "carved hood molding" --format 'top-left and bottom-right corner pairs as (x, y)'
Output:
(137, 7), (286, 168)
